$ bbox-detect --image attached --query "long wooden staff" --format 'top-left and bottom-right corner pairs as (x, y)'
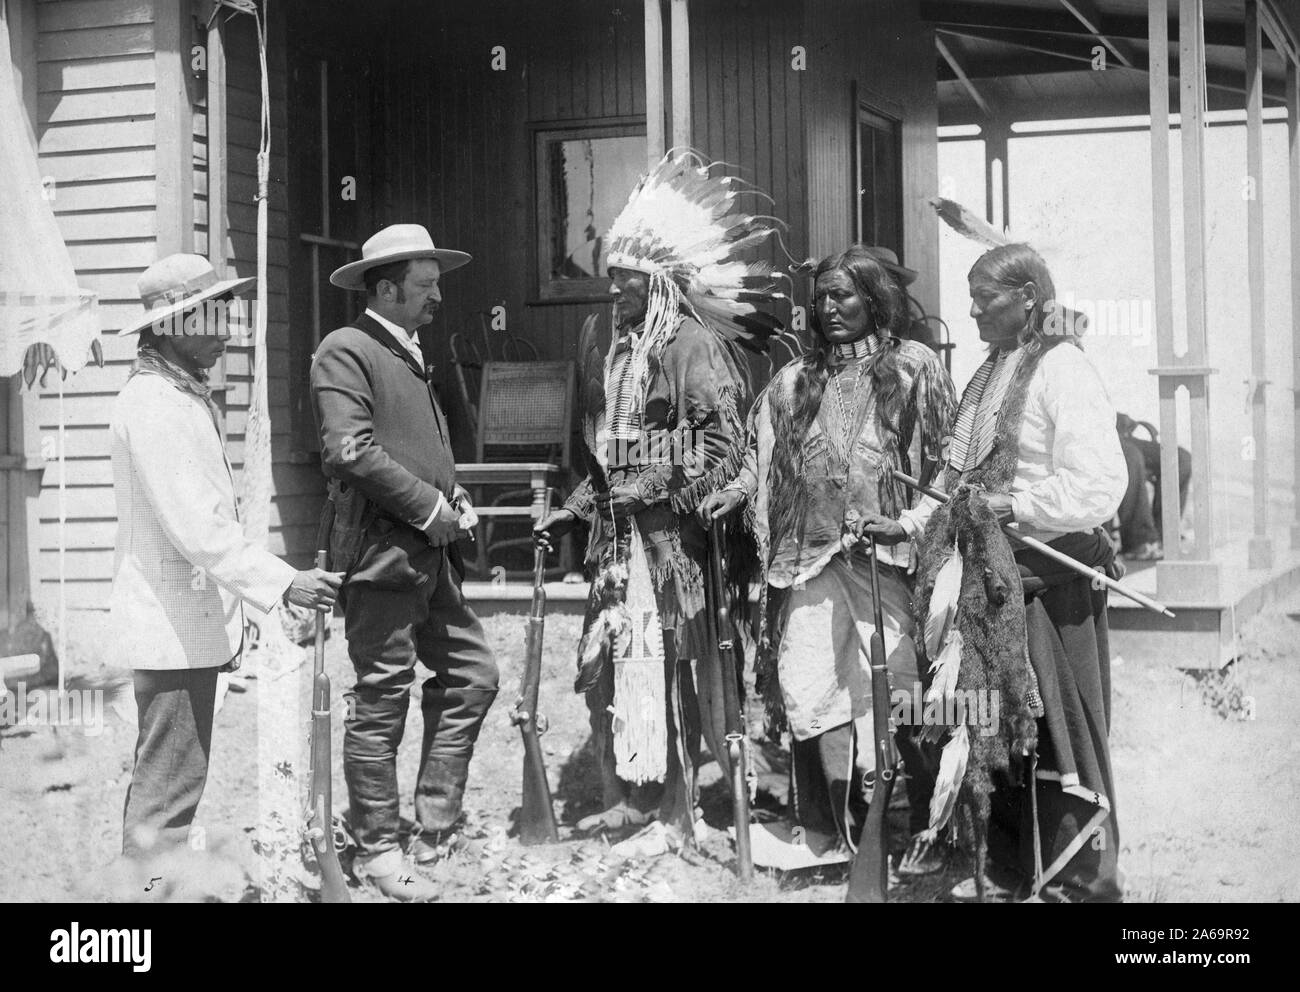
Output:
(892, 471), (1175, 618)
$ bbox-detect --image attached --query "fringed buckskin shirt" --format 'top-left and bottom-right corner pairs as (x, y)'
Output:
(565, 314), (746, 653)
(730, 338), (955, 588)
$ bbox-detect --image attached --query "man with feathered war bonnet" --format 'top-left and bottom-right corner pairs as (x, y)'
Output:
(536, 151), (786, 855)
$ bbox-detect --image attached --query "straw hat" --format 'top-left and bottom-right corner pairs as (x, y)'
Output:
(329, 224), (471, 291)
(118, 254), (255, 336)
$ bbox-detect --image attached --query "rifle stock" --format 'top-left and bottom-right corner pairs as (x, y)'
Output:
(846, 537), (898, 904)
(707, 521), (753, 882)
(307, 549), (350, 904)
(512, 494), (559, 844)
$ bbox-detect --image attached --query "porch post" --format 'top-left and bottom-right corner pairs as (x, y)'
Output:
(983, 118), (1010, 231)
(644, 0), (666, 166)
(669, 0), (690, 150)
(1289, 58), (1300, 549)
(3, 0), (46, 629)
(1148, 0), (1182, 564)
(155, 0), (195, 255)
(1153, 0), (1221, 602)
(206, 7), (229, 281)
(1245, 2), (1273, 569)
(205, 4), (230, 441)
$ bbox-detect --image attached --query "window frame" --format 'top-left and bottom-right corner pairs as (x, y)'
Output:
(851, 88), (904, 254)
(530, 116), (646, 305)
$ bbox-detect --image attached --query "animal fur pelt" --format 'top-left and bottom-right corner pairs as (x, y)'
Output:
(574, 561), (630, 693)
(913, 485), (1037, 900)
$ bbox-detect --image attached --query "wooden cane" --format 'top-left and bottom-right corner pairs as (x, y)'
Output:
(891, 471), (1175, 618)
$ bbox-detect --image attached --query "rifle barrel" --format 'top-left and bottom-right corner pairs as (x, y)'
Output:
(309, 549), (350, 903)
(516, 492), (559, 844)
(845, 536), (896, 904)
(708, 521), (753, 883)
(891, 471), (1176, 618)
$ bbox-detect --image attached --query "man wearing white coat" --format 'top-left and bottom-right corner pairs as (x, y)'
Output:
(110, 254), (341, 859)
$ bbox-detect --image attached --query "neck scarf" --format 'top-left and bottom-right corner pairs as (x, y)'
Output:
(131, 345), (220, 429)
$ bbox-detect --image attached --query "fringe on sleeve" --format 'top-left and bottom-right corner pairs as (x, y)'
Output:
(564, 475), (597, 520)
(873, 348), (956, 514)
(666, 380), (746, 516)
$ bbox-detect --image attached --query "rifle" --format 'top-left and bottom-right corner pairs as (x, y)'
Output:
(845, 535), (898, 904)
(511, 490), (560, 844)
(306, 547), (350, 903)
(706, 520), (753, 882)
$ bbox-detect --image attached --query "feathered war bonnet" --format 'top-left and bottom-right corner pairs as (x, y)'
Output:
(604, 149), (790, 363)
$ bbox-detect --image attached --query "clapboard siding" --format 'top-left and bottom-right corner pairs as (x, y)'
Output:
(37, 0), (153, 33)
(36, 50), (153, 89)
(31, 0), (158, 612)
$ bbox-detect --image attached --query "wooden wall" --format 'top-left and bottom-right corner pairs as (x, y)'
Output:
(28, 0), (303, 615)
(197, 5), (312, 564)
(24, 0), (941, 607)
(31, 0), (160, 610)
(359, 0), (938, 392)
(803, 0), (940, 316)
(361, 0), (648, 460)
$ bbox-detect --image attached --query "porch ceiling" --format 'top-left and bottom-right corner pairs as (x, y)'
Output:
(923, 0), (1296, 125)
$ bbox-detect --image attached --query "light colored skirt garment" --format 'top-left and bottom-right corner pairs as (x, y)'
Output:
(777, 548), (919, 772)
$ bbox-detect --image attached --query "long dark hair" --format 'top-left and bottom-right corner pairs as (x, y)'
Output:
(766, 245), (907, 555)
(968, 243), (1082, 353)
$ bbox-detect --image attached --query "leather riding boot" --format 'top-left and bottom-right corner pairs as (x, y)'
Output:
(415, 753), (471, 833)
(344, 752), (402, 856)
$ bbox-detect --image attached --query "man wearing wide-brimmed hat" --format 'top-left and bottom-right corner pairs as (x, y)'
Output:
(110, 254), (342, 862)
(311, 224), (494, 902)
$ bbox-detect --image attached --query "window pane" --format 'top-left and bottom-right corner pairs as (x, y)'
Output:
(546, 135), (643, 280)
(857, 109), (901, 252)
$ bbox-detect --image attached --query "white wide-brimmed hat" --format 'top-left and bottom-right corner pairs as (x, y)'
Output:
(329, 224), (471, 291)
(118, 254), (255, 336)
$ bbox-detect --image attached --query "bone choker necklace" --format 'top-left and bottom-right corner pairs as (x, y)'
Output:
(832, 335), (876, 361)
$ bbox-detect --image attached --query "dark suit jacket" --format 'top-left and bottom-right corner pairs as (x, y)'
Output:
(310, 312), (462, 587)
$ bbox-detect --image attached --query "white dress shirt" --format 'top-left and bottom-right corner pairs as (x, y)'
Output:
(1005, 343), (1128, 542)
(365, 307), (425, 369)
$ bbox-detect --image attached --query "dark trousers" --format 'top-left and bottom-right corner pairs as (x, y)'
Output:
(791, 723), (936, 842)
(342, 548), (498, 857)
(122, 667), (218, 858)
(987, 775), (1122, 903)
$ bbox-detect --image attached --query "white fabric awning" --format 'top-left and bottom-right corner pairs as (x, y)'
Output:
(0, 14), (100, 380)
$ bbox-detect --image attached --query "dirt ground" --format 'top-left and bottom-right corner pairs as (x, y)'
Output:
(2, 589), (1298, 903)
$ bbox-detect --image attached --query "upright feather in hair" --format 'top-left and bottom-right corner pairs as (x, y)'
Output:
(928, 196), (1013, 249)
